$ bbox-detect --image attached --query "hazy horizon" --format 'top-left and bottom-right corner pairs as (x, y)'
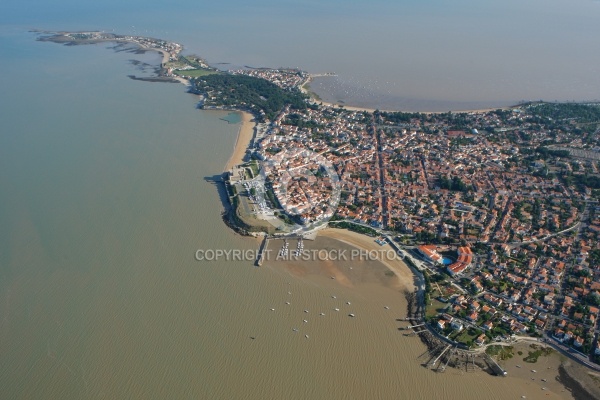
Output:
(2, 0), (599, 110)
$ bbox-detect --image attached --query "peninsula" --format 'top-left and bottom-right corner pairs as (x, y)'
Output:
(39, 31), (600, 392)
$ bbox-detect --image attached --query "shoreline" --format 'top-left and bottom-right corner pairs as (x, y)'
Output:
(301, 75), (514, 114)
(35, 30), (600, 397)
(224, 111), (255, 171)
(318, 228), (418, 293)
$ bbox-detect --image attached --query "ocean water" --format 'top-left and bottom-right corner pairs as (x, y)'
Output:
(0, 3), (587, 398)
(3, 0), (599, 110)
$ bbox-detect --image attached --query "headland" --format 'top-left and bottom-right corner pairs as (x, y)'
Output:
(39, 29), (600, 398)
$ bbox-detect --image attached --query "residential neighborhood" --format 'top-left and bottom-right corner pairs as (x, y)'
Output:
(212, 68), (600, 364)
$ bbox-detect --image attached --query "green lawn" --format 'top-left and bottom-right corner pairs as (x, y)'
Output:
(173, 69), (220, 78)
(426, 298), (448, 318)
(451, 329), (480, 346)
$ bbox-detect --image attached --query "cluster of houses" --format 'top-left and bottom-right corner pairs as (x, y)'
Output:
(255, 95), (588, 247)
(230, 68), (307, 91)
(220, 68), (600, 357)
(261, 148), (339, 224)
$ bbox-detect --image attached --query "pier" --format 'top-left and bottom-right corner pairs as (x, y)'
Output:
(426, 345), (451, 369)
(255, 235), (270, 267)
(484, 353), (507, 376)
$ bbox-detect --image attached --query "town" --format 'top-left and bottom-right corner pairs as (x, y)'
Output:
(211, 67), (600, 368)
(40, 30), (600, 370)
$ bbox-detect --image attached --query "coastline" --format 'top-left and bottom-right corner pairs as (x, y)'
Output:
(224, 111), (255, 171)
(33, 30), (600, 398)
(301, 75), (512, 114)
(317, 98), (510, 115)
(318, 228), (417, 293)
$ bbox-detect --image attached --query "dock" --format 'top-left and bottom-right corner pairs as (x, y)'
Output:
(255, 236), (270, 267)
(484, 353), (507, 376)
(426, 345), (451, 369)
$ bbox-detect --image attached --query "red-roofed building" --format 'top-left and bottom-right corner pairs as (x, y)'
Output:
(417, 245), (442, 264)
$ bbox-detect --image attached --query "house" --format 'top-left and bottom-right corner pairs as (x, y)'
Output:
(475, 334), (487, 346)
(451, 320), (464, 332)
(563, 331), (574, 343)
(534, 319), (545, 330)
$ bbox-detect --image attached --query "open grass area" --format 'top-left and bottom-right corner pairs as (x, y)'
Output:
(451, 328), (480, 346)
(173, 68), (220, 78)
(426, 298), (448, 318)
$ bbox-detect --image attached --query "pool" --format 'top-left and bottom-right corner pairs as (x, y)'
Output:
(442, 257), (453, 265)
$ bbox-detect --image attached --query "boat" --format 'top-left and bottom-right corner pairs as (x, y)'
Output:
(349, 313), (355, 317)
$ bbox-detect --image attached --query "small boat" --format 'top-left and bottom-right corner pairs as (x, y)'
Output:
(303, 319), (308, 323)
(346, 302), (351, 305)
(305, 334), (309, 339)
(532, 370), (537, 373)
(285, 302), (290, 305)
(320, 313), (325, 316)
(292, 328), (298, 332)
(331, 295), (336, 299)
(349, 313), (355, 317)
(384, 306), (390, 310)
(270, 308), (275, 311)
(334, 308), (340, 311)
(304, 310), (309, 313)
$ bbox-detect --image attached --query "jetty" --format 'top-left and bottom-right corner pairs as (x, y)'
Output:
(255, 235), (270, 266)
(484, 353), (507, 376)
(426, 345), (452, 369)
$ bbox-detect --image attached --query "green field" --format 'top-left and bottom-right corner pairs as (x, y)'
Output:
(173, 69), (220, 78)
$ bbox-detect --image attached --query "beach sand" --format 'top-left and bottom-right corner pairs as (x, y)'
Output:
(264, 232), (411, 291)
(315, 98), (507, 115)
(225, 111), (255, 171)
(318, 228), (417, 292)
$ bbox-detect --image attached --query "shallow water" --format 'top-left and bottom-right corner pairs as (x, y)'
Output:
(0, 7), (585, 398)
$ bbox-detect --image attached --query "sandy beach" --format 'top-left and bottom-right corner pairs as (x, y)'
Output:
(225, 111), (255, 171)
(318, 228), (417, 292)
(316, 98), (508, 115)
